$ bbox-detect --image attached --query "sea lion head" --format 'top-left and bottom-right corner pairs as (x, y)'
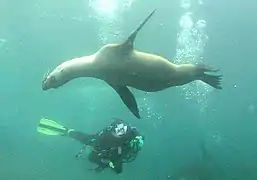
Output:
(42, 63), (70, 91)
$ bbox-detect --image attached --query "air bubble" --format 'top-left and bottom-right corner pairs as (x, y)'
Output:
(180, 0), (191, 9)
(196, 20), (207, 29)
(180, 14), (193, 29)
(176, 0), (210, 109)
(0, 39), (6, 48)
(248, 104), (256, 114)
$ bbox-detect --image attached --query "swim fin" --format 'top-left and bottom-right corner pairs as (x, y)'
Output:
(37, 118), (68, 136)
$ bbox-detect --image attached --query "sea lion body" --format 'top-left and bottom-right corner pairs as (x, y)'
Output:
(95, 46), (179, 92)
(42, 10), (222, 119)
(55, 44), (187, 92)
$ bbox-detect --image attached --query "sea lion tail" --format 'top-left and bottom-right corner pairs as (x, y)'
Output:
(196, 65), (223, 89)
(125, 9), (156, 46)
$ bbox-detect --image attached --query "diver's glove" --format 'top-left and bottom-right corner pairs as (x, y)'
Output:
(109, 161), (115, 169)
(100, 159), (114, 168)
(91, 161), (113, 173)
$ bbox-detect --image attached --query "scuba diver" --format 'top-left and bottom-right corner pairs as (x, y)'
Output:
(37, 118), (144, 174)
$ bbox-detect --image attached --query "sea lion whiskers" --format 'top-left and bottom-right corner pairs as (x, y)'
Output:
(43, 69), (50, 82)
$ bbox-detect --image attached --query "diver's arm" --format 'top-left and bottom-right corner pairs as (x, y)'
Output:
(113, 160), (123, 174)
(108, 147), (123, 174)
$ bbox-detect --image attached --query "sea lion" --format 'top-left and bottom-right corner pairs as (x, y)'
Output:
(42, 9), (222, 119)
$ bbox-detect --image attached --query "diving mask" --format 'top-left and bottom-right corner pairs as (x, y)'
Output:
(114, 123), (128, 136)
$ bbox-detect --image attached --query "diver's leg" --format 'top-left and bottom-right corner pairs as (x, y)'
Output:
(68, 130), (95, 145)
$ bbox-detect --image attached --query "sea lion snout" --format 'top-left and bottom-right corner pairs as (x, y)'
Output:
(42, 74), (59, 91)
(42, 76), (53, 91)
(42, 82), (47, 91)
(42, 71), (70, 90)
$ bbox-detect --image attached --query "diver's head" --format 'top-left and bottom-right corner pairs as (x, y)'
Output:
(112, 123), (128, 137)
(42, 64), (70, 91)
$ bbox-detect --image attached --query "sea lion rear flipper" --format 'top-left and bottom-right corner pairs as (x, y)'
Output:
(108, 83), (140, 119)
(196, 65), (222, 89)
(123, 9), (156, 48)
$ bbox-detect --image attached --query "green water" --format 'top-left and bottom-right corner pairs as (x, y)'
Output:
(0, 0), (256, 179)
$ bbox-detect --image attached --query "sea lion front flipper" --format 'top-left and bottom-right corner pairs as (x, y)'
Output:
(123, 9), (156, 48)
(108, 83), (140, 119)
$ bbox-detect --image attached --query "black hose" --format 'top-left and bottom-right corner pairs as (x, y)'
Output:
(122, 143), (140, 163)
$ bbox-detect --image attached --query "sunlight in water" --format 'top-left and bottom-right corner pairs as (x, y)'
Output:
(175, 0), (210, 111)
(89, 0), (118, 19)
(88, 0), (136, 44)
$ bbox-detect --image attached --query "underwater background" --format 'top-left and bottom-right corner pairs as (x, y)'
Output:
(0, 0), (256, 179)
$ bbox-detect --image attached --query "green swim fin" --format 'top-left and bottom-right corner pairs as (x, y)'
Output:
(37, 118), (68, 136)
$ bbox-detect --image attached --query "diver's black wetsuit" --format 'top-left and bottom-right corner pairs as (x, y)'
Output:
(68, 119), (141, 174)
